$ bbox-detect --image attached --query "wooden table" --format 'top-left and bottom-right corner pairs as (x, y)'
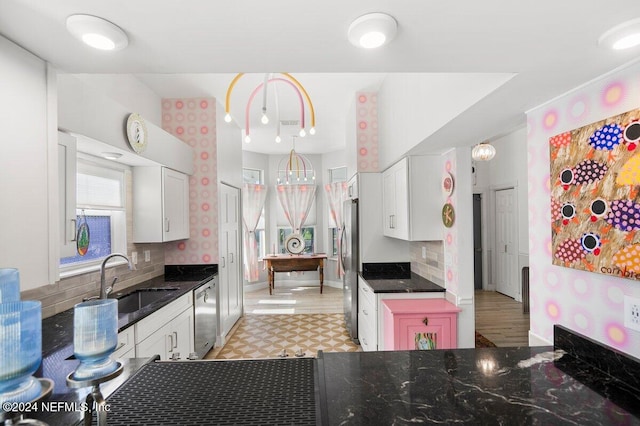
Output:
(263, 254), (327, 295)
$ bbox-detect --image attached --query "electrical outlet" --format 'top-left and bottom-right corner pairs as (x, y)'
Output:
(421, 246), (427, 259)
(144, 250), (150, 262)
(131, 251), (138, 265)
(624, 295), (640, 332)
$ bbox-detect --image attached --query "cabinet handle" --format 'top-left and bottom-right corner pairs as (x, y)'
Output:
(222, 257), (226, 268)
(173, 331), (178, 349)
(363, 309), (368, 316)
(70, 219), (77, 241)
(423, 317), (429, 326)
(168, 334), (174, 353)
(165, 218), (170, 232)
(362, 286), (368, 293)
(230, 253), (234, 263)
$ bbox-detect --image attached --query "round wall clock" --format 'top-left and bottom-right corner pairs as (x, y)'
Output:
(442, 203), (455, 228)
(285, 233), (305, 254)
(126, 113), (148, 153)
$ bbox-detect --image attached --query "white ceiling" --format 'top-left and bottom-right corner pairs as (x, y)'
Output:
(1, 0), (640, 156)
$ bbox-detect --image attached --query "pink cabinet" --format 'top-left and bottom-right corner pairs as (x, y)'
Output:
(382, 299), (461, 351)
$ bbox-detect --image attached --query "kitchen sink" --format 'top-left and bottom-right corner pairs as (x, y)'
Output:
(114, 288), (178, 315)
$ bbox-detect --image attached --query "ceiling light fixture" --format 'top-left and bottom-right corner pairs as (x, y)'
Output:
(598, 18), (640, 50)
(66, 14), (129, 51)
(101, 152), (123, 160)
(348, 12), (397, 49)
(224, 73), (316, 144)
(471, 142), (496, 161)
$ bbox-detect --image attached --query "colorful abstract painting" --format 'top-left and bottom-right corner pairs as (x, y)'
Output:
(550, 108), (640, 281)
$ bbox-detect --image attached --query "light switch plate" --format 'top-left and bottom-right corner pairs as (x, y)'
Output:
(421, 246), (427, 259)
(131, 251), (138, 265)
(624, 295), (640, 332)
(144, 250), (150, 262)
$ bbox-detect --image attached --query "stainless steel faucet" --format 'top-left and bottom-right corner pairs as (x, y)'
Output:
(100, 253), (136, 299)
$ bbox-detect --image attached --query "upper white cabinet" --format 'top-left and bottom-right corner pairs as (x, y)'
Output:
(382, 156), (441, 241)
(133, 166), (189, 242)
(58, 131), (77, 258)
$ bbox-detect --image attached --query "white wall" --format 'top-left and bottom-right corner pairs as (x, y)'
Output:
(0, 35), (54, 290)
(473, 127), (529, 293)
(70, 74), (162, 125)
(377, 73), (515, 170)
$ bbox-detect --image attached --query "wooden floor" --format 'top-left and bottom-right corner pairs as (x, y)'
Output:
(475, 290), (530, 347)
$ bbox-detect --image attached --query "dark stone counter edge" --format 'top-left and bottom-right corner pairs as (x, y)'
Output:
(554, 324), (640, 393)
(359, 271), (445, 293)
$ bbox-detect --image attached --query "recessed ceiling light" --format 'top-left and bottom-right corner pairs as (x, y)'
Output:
(66, 14), (128, 51)
(348, 12), (397, 49)
(598, 18), (640, 50)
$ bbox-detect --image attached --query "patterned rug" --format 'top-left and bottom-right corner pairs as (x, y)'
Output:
(475, 331), (497, 348)
(213, 314), (361, 359)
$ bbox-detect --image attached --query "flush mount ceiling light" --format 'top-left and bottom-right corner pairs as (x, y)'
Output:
(66, 14), (128, 51)
(101, 152), (122, 160)
(598, 18), (640, 50)
(472, 142), (496, 161)
(348, 12), (397, 49)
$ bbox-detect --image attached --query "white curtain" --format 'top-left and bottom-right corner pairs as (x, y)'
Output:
(276, 184), (317, 234)
(242, 184), (267, 282)
(325, 181), (348, 276)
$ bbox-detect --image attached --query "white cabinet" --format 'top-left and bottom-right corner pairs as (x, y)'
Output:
(381, 156), (441, 241)
(135, 292), (194, 360)
(113, 327), (135, 360)
(218, 183), (242, 343)
(133, 166), (190, 242)
(358, 276), (377, 352)
(58, 131), (77, 258)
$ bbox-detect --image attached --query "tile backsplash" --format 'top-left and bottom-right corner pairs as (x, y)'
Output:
(21, 170), (165, 319)
(410, 241), (445, 286)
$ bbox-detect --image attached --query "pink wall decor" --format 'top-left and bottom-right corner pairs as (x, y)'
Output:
(549, 108), (640, 280)
(162, 98), (219, 265)
(356, 92), (379, 172)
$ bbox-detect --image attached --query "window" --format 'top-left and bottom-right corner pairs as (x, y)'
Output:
(60, 157), (127, 275)
(278, 227), (315, 254)
(328, 166), (347, 257)
(243, 167), (266, 259)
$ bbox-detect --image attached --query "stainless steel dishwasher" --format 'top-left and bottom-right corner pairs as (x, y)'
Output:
(193, 276), (217, 359)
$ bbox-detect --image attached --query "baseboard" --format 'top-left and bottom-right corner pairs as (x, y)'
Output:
(244, 280), (342, 293)
(528, 330), (552, 346)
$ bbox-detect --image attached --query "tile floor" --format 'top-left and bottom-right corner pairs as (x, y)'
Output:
(205, 284), (360, 359)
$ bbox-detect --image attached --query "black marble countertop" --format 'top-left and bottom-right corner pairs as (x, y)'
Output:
(318, 325), (640, 425)
(360, 271), (445, 293)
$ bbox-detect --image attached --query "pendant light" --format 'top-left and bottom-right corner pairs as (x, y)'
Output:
(472, 142), (496, 161)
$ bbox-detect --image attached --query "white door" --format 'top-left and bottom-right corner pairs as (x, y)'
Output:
(219, 183), (242, 338)
(495, 188), (518, 299)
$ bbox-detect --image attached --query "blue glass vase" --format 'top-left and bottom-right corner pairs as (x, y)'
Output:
(0, 268), (20, 303)
(73, 299), (118, 380)
(0, 301), (43, 404)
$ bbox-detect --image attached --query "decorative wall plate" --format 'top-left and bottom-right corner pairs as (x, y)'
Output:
(126, 113), (148, 153)
(442, 203), (455, 228)
(443, 172), (455, 196)
(285, 233), (305, 254)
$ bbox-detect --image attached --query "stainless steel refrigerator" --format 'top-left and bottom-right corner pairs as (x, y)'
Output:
(341, 197), (359, 343)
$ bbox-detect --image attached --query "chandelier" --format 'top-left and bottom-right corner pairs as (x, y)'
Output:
(223, 73), (316, 144)
(276, 137), (316, 185)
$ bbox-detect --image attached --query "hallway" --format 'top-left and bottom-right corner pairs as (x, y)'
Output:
(475, 290), (530, 347)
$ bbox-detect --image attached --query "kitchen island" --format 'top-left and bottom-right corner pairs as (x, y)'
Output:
(19, 324), (640, 425)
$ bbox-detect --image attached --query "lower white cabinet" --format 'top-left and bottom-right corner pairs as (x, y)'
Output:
(134, 292), (194, 360)
(358, 276), (378, 352)
(113, 327), (135, 359)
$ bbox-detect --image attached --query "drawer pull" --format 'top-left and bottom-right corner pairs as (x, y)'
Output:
(363, 309), (368, 316)
(423, 317), (429, 326)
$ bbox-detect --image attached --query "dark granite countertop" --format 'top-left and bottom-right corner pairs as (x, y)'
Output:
(318, 325), (640, 425)
(360, 271), (445, 293)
